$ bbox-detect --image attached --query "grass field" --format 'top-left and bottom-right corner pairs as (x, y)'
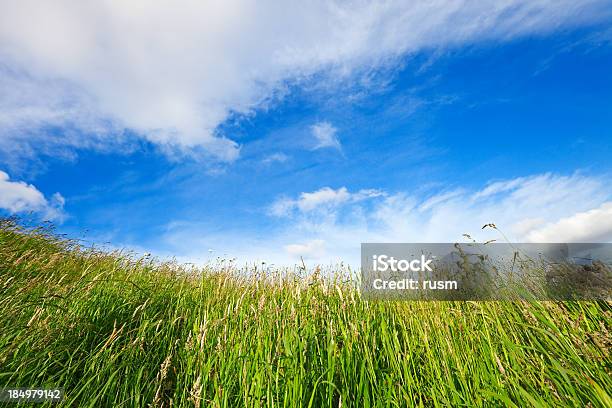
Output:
(0, 220), (610, 407)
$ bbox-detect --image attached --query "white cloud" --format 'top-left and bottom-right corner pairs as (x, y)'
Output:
(472, 178), (527, 200)
(285, 239), (326, 260)
(0, 171), (65, 221)
(311, 122), (341, 150)
(262, 153), (289, 165)
(297, 186), (350, 211)
(1, 1), (609, 161)
(271, 186), (385, 216)
(418, 189), (464, 211)
(511, 217), (546, 237)
(525, 202), (612, 242)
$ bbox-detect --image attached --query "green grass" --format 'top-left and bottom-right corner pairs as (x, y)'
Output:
(0, 220), (610, 407)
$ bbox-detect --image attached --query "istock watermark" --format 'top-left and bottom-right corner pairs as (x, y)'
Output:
(372, 254), (433, 272)
(361, 243), (612, 300)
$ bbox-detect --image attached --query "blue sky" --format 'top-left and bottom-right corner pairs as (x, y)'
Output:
(1, 1), (612, 266)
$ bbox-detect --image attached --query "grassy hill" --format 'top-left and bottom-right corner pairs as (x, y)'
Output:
(0, 219), (610, 407)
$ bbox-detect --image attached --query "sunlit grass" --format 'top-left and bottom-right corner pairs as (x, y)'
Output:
(0, 219), (610, 407)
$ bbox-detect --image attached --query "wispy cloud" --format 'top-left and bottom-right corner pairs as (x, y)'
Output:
(270, 186), (385, 217)
(285, 239), (326, 260)
(160, 172), (612, 266)
(1, 1), (609, 162)
(0, 171), (65, 221)
(310, 122), (341, 150)
(525, 202), (612, 242)
(262, 152), (289, 165)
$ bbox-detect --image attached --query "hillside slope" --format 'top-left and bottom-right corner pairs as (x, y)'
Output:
(0, 221), (610, 407)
